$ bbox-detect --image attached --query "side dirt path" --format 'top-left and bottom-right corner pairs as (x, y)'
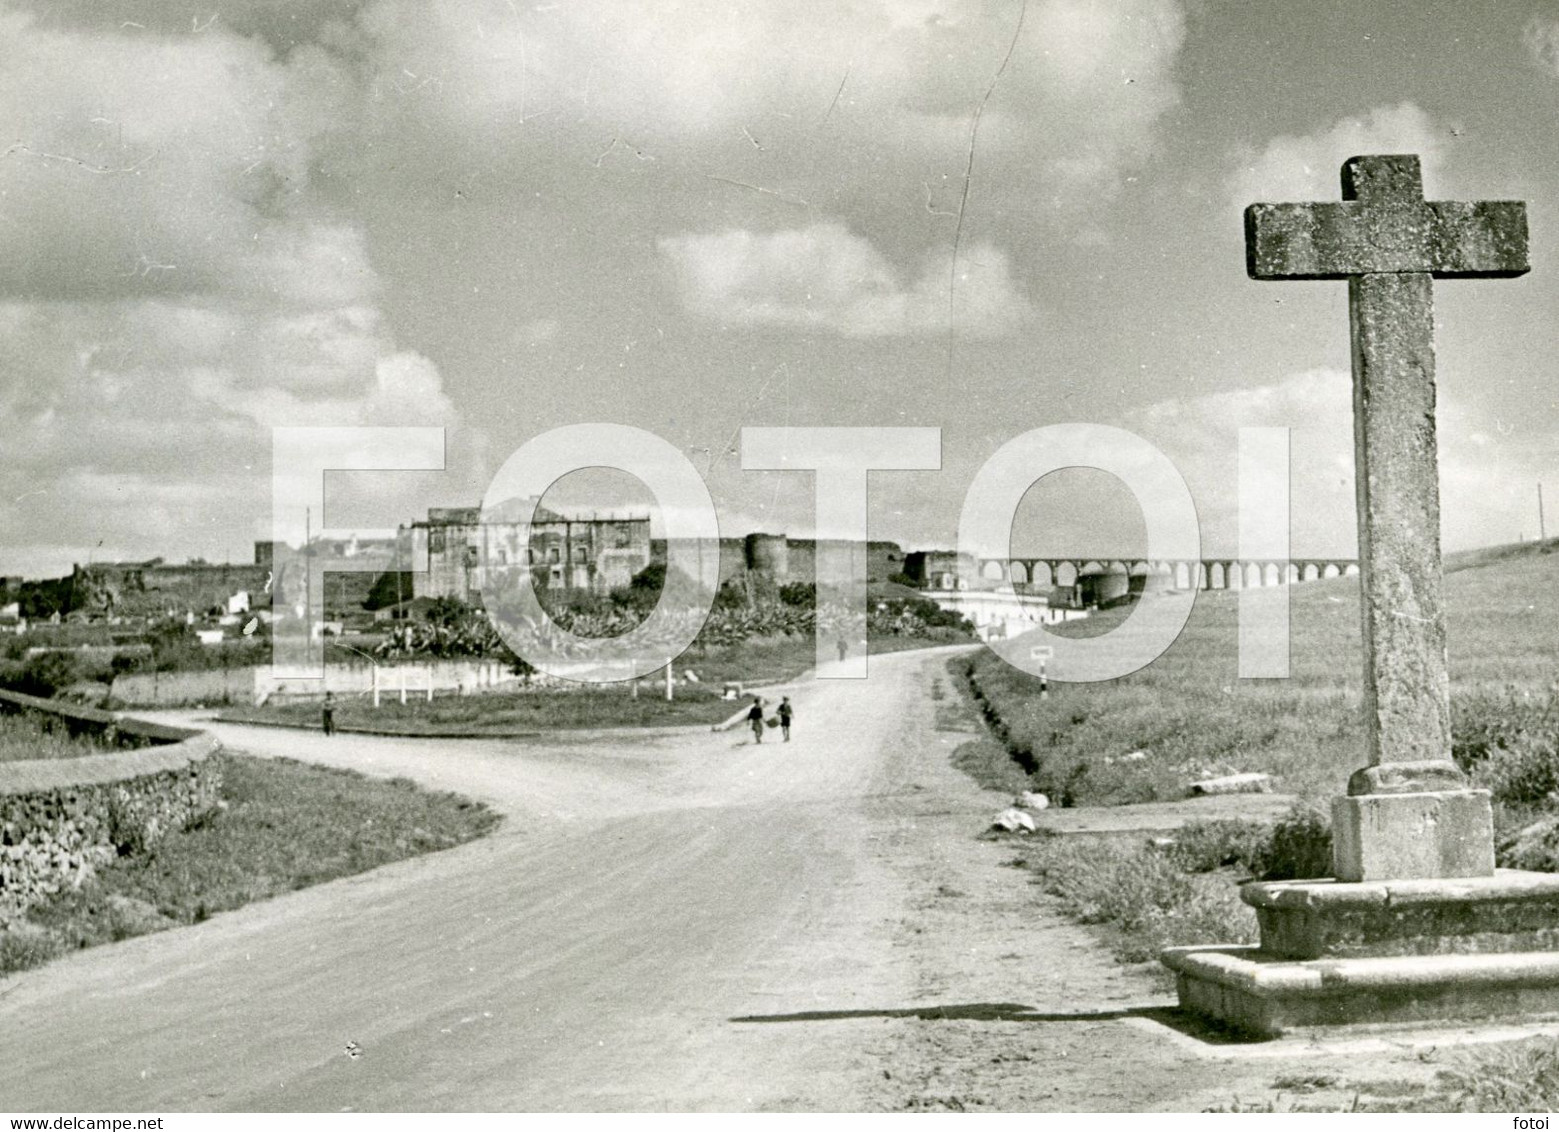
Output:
(845, 656), (1487, 1112)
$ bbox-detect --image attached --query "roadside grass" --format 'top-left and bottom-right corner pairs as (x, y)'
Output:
(0, 711), (112, 762)
(1008, 831), (1257, 972)
(1004, 806), (1332, 973)
(951, 736), (1032, 797)
(1204, 1034), (1559, 1112)
(1435, 1036), (1559, 1110)
(684, 631), (969, 686)
(959, 544), (1559, 807)
(0, 754), (499, 976)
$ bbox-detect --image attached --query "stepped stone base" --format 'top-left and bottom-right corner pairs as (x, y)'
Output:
(1163, 871), (1559, 1039)
(1162, 946), (1559, 1039)
(1246, 871), (1559, 960)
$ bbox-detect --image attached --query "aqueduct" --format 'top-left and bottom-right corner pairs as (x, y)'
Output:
(973, 558), (1360, 591)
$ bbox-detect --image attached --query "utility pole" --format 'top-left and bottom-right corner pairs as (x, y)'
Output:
(1541, 483), (1548, 542)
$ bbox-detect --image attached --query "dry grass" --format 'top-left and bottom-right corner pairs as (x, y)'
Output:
(1009, 832), (1257, 969)
(0, 710), (111, 762)
(1436, 1036), (1559, 1110)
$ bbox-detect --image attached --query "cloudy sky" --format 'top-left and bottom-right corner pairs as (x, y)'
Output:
(3, 0), (1559, 576)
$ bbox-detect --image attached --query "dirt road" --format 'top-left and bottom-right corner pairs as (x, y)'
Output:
(0, 648), (1480, 1111)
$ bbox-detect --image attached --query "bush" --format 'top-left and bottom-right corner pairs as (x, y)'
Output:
(0, 651), (96, 698)
(778, 582), (815, 608)
(1452, 686), (1558, 773)
(1168, 819), (1271, 874)
(1256, 805), (1333, 880)
(1475, 734), (1559, 807)
(0, 923), (61, 971)
(1497, 815), (1559, 872)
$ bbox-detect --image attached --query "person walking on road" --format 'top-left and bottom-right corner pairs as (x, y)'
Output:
(747, 696), (765, 744)
(778, 696), (793, 742)
(321, 692), (336, 737)
(836, 635), (849, 664)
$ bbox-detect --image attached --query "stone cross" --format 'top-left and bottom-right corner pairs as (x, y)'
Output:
(1246, 156), (1528, 878)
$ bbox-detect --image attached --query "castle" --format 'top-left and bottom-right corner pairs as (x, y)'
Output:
(49, 509), (920, 623)
(405, 509), (909, 604)
(407, 505), (654, 604)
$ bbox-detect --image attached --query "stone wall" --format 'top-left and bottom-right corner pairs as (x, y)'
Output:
(110, 667), (256, 707)
(661, 537), (906, 589)
(0, 690), (221, 925)
(72, 561), (270, 618)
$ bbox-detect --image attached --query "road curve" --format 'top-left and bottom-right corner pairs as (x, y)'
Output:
(2, 647), (974, 1111)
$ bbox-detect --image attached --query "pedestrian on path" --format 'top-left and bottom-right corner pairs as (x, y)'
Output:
(747, 696), (765, 744)
(778, 696), (793, 742)
(321, 692), (336, 737)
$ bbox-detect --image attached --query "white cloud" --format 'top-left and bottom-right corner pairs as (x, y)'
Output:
(1124, 369), (1556, 556)
(352, 0), (1185, 210)
(1525, 15), (1559, 75)
(515, 318), (562, 347)
(0, 14), (356, 300)
(0, 13), (458, 572)
(658, 222), (1034, 338)
(1227, 102), (1446, 210)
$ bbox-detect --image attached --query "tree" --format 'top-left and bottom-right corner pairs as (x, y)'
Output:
(363, 571), (413, 611)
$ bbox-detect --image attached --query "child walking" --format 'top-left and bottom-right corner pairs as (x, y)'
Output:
(747, 696), (765, 744)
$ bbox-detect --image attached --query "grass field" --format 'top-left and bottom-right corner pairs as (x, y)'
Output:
(220, 683), (740, 734)
(0, 711), (112, 763)
(686, 631), (963, 684)
(1, 754), (499, 975)
(220, 633), (965, 736)
(959, 542), (1559, 807)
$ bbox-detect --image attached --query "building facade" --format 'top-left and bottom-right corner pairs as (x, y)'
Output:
(407, 505), (653, 603)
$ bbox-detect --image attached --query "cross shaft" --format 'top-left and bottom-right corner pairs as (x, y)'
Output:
(1244, 155), (1529, 795)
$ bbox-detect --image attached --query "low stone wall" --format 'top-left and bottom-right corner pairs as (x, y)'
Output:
(110, 667), (255, 708)
(114, 659), (528, 707)
(0, 689), (221, 925)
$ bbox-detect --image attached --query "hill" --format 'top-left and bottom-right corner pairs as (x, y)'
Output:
(962, 538), (1559, 806)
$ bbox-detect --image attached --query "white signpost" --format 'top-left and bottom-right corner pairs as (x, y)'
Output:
(1030, 645), (1053, 700)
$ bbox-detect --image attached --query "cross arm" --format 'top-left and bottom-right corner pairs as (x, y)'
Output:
(1246, 200), (1530, 280)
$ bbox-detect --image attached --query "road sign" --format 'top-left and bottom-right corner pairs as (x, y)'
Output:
(1030, 645), (1054, 661)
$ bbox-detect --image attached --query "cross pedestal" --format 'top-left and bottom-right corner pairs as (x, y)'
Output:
(1160, 156), (1559, 1038)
